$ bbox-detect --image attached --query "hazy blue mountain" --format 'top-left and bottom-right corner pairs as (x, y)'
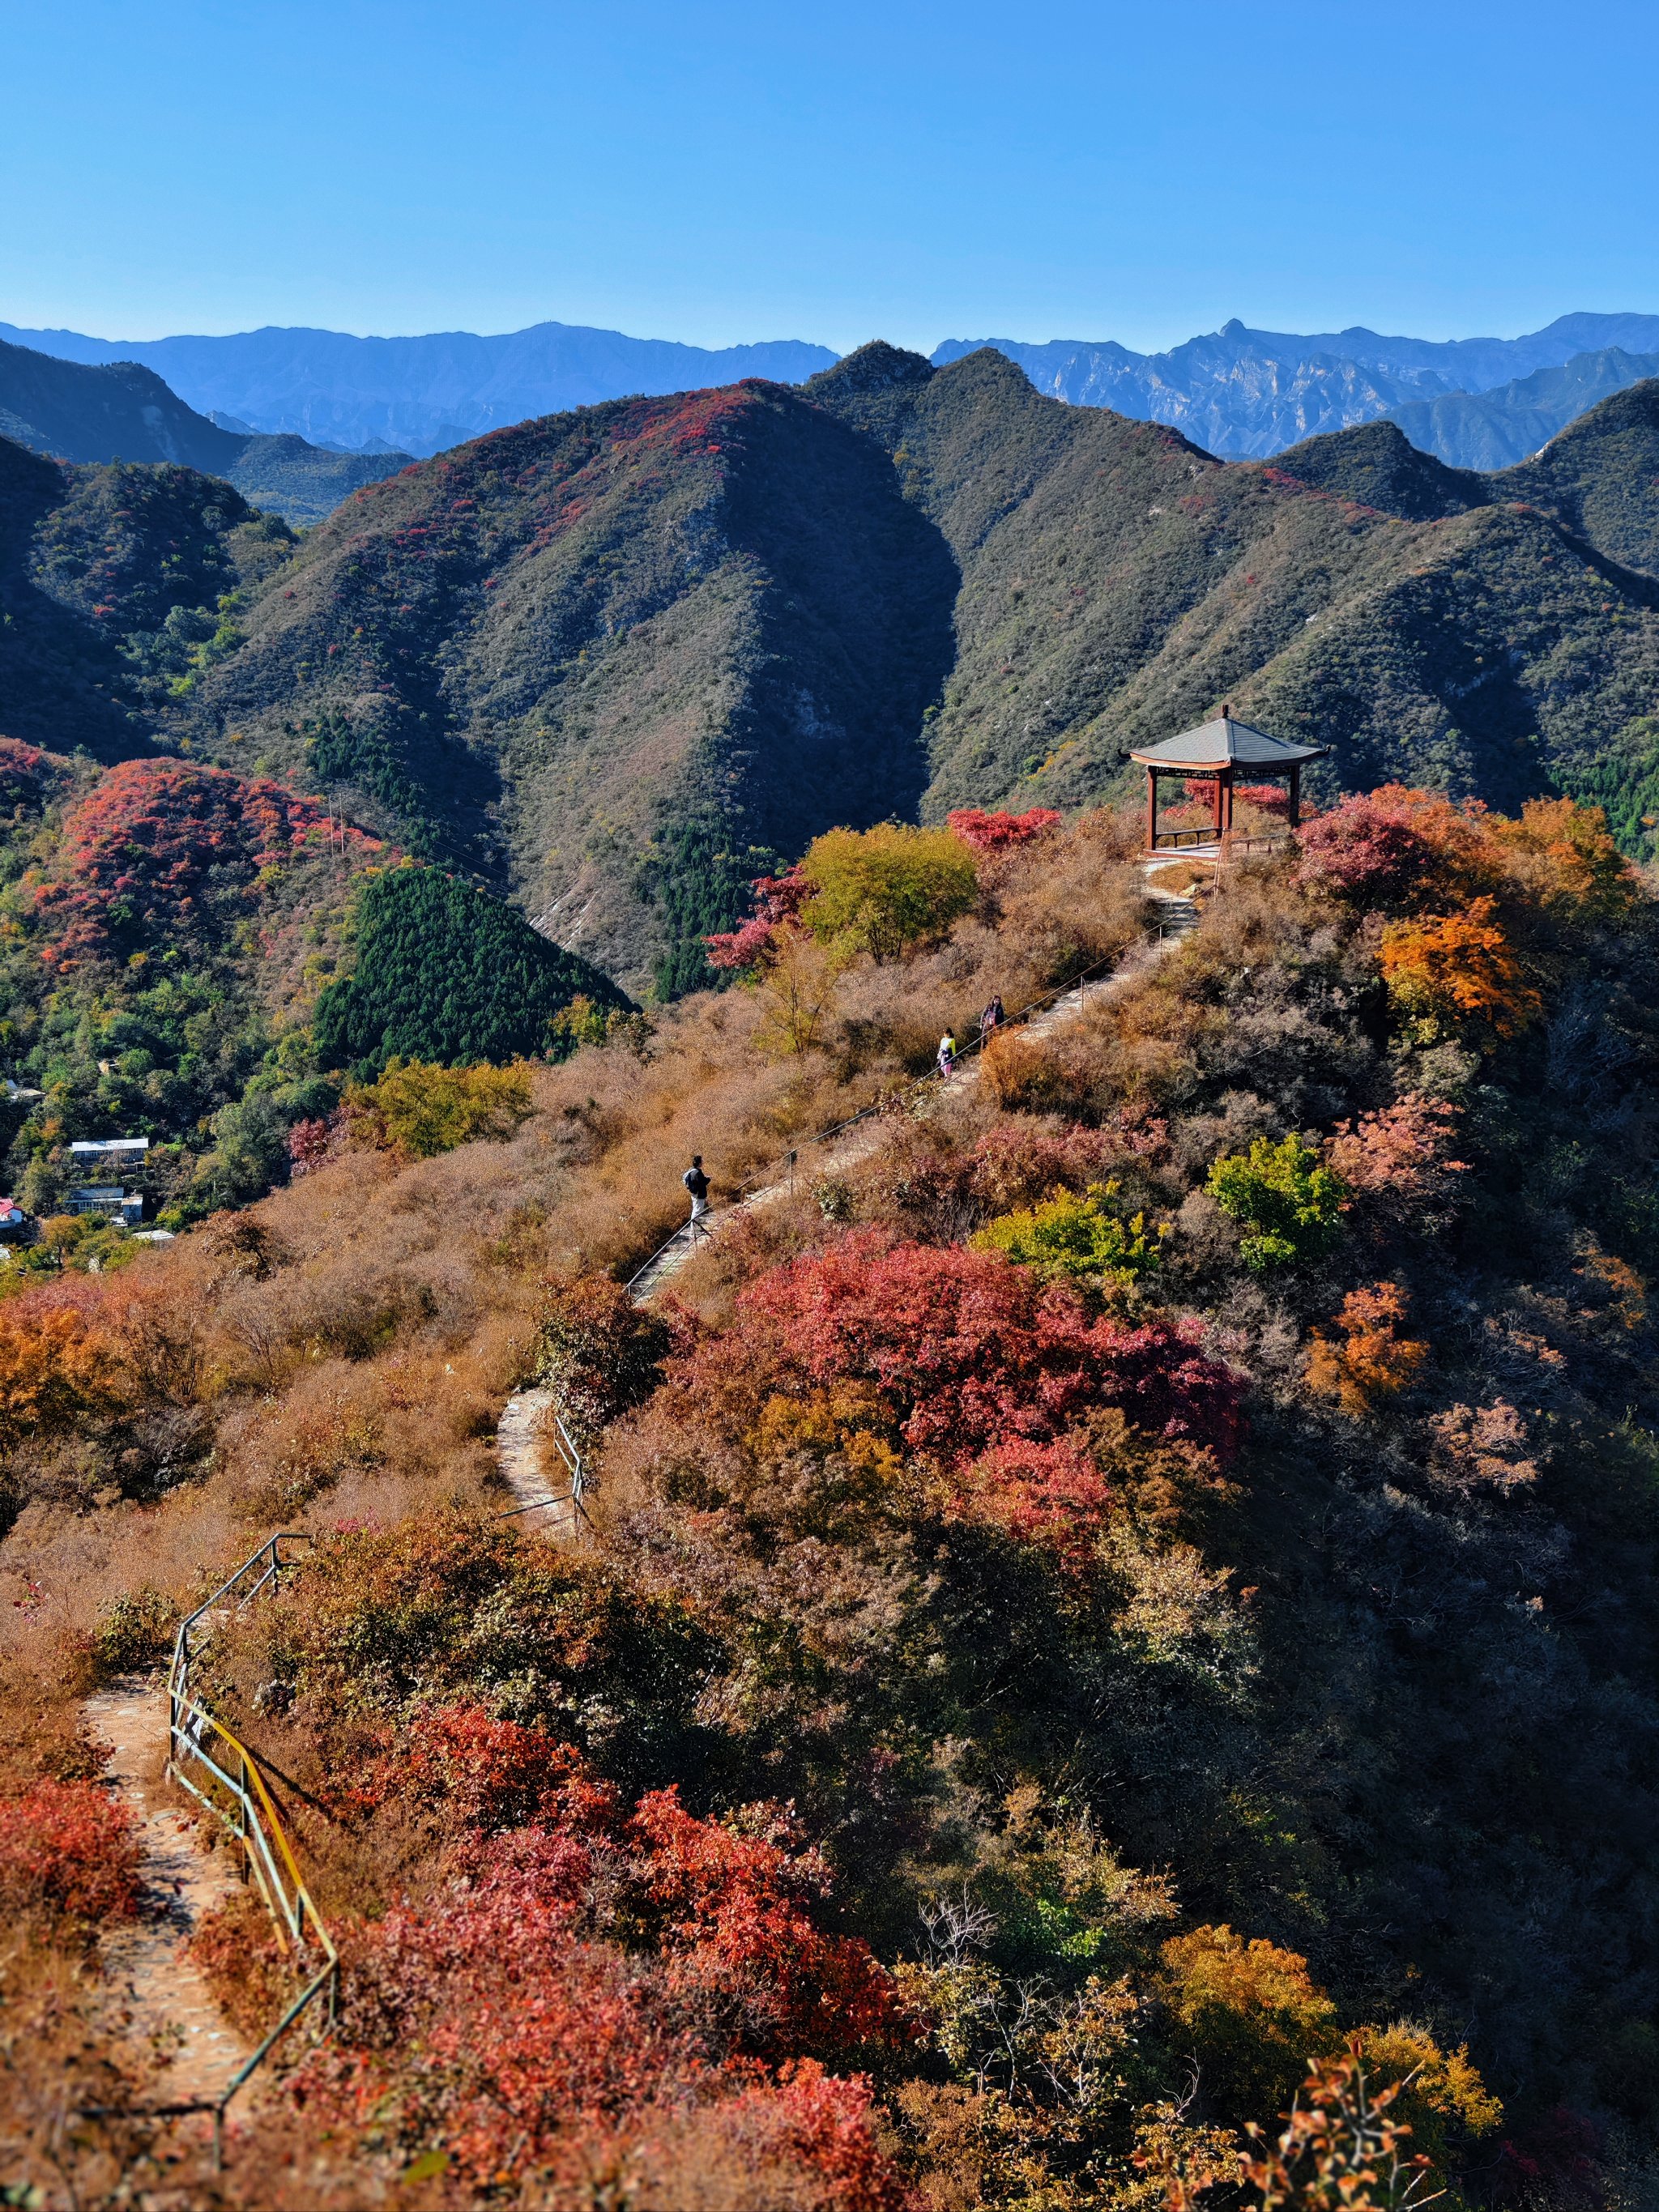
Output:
(1384, 348), (1659, 470)
(932, 313), (1659, 457)
(0, 319), (841, 457)
(0, 337), (412, 522)
(0, 336), (245, 471)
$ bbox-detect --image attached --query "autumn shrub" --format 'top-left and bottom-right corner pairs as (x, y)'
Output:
(799, 824), (978, 961)
(0, 1296), (122, 1451)
(238, 1515), (712, 1789)
(980, 1027), (1098, 1116)
(284, 1755), (913, 2198)
(968, 1119), (1163, 1214)
(972, 1183), (1169, 1289)
(341, 1054), (535, 1158)
(1206, 1136), (1346, 1271)
(1160, 1924), (1340, 2122)
(729, 1234), (1242, 1466)
(1306, 1285), (1429, 1415)
(92, 1585), (177, 1677)
(946, 807), (1063, 853)
(537, 1270), (672, 1445)
(1490, 796), (1636, 927)
(1324, 1095), (1469, 1227)
(1296, 786), (1496, 911)
(1380, 900), (1540, 1045)
(0, 1777), (142, 1930)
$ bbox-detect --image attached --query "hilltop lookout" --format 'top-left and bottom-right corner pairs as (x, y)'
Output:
(1131, 708), (1327, 852)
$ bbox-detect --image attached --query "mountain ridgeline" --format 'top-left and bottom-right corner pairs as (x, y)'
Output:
(5, 344), (1659, 993)
(0, 335), (413, 523)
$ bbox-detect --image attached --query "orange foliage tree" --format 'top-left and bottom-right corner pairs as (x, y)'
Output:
(1307, 1285), (1429, 1415)
(1380, 897), (1540, 1043)
(0, 1299), (121, 1450)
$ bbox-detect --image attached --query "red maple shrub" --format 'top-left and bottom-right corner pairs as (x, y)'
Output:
(0, 1777), (142, 1929)
(945, 807), (1062, 853)
(731, 1234), (1242, 1466)
(1297, 785), (1495, 908)
(288, 1725), (914, 2201)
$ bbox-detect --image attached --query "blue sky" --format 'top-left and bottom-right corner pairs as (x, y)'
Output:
(4, 0), (1657, 352)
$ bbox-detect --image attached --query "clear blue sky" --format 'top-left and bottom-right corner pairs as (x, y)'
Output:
(5, 0), (1657, 353)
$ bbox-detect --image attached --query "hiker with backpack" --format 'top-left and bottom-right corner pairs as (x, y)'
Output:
(684, 1155), (711, 1235)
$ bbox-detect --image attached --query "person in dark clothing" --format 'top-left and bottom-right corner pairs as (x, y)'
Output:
(684, 1155), (711, 1234)
(980, 994), (1005, 1043)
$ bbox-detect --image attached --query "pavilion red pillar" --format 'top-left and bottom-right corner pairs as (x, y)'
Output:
(1288, 763), (1302, 830)
(1222, 768), (1235, 833)
(1146, 768), (1158, 851)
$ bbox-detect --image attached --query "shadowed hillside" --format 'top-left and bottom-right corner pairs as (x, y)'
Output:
(808, 348), (1659, 840)
(181, 381), (958, 994)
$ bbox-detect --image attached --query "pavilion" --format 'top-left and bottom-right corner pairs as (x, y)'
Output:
(1129, 707), (1328, 853)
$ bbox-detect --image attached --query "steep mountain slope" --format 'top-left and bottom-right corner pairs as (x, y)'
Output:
(935, 313), (1659, 456)
(0, 438), (296, 757)
(1387, 347), (1659, 470)
(0, 319), (841, 457)
(808, 348), (1659, 837)
(181, 383), (957, 993)
(0, 340), (413, 522)
(0, 336), (245, 471)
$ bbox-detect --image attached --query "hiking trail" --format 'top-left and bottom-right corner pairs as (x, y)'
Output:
(83, 1677), (252, 2108)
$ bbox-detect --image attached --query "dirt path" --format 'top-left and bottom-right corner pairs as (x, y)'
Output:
(629, 907), (1197, 1303)
(500, 907), (1205, 1495)
(84, 1678), (251, 2108)
(494, 1384), (583, 1539)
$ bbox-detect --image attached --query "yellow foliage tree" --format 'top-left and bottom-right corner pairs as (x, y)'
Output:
(343, 1057), (535, 1160)
(0, 1303), (119, 1449)
(798, 822), (978, 961)
(1491, 795), (1637, 925)
(1160, 1924), (1339, 2120)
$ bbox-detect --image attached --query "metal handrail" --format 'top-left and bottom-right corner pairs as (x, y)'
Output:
(493, 1404), (591, 1527)
(152, 1533), (339, 2154)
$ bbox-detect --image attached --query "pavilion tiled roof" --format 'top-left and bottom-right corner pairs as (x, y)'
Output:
(1129, 712), (1327, 769)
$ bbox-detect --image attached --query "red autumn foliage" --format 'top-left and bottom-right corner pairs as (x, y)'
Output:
(952, 1435), (1114, 1560)
(945, 807), (1063, 853)
(288, 1716), (913, 2202)
(706, 867), (811, 971)
(1297, 784), (1495, 909)
(32, 757), (380, 964)
(0, 735), (57, 805)
(1324, 1093), (1469, 1220)
(0, 1778), (142, 1928)
(733, 1234), (1242, 1466)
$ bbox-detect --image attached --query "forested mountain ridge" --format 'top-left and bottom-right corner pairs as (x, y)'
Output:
(806, 347), (1659, 843)
(7, 349), (1659, 993)
(177, 381), (957, 995)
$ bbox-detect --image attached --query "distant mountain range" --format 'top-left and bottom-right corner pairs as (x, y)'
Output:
(0, 320), (840, 458)
(936, 313), (1659, 461)
(0, 336), (413, 524)
(8, 309), (1659, 474)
